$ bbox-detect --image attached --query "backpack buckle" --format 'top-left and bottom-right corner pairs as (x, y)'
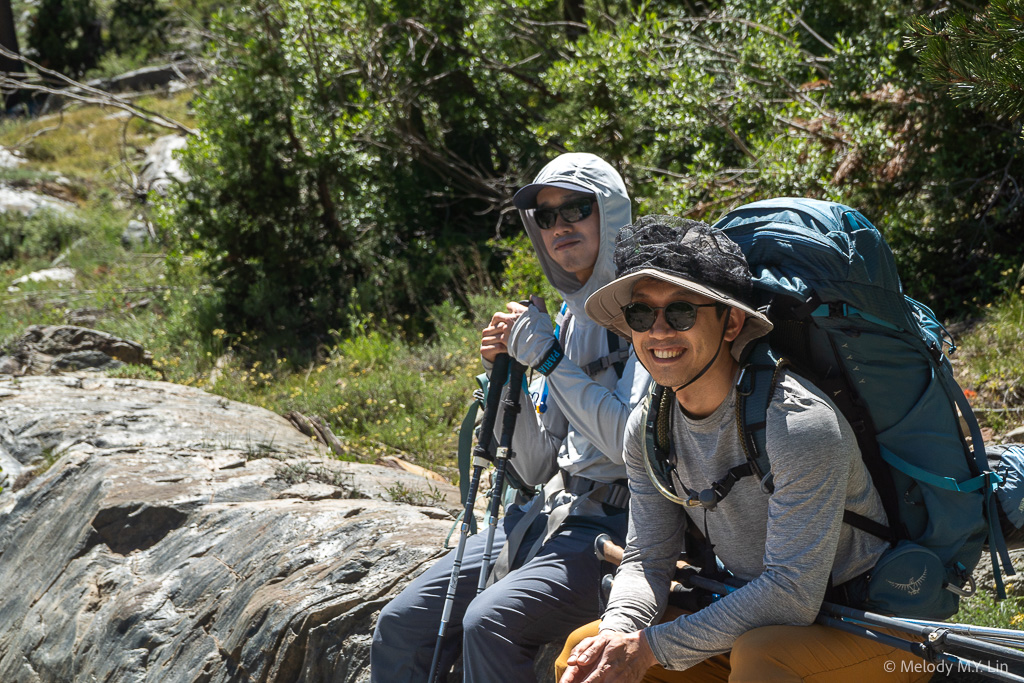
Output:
(686, 488), (719, 511)
(736, 366), (753, 396)
(945, 564), (976, 598)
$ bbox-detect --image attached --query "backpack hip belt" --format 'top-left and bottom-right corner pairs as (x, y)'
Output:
(561, 471), (630, 510)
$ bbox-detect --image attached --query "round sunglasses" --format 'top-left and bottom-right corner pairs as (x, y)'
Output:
(533, 197), (595, 230)
(621, 301), (720, 333)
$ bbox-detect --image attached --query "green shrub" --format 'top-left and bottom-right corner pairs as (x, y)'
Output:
(954, 590), (1024, 630)
(530, 0), (1024, 319)
(108, 0), (168, 59)
(157, 0), (577, 352)
(197, 298), (487, 477)
(494, 233), (560, 308)
(0, 210), (85, 263)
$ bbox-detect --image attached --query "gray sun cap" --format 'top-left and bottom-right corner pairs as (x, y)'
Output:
(585, 215), (773, 360)
(513, 180), (596, 210)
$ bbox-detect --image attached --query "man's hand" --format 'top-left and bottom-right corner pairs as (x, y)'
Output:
(480, 296), (546, 362)
(559, 630), (657, 683)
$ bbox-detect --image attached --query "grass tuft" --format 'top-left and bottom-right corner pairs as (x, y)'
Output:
(953, 292), (1024, 438)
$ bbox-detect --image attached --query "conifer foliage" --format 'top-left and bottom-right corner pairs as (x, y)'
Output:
(908, 1), (1024, 119)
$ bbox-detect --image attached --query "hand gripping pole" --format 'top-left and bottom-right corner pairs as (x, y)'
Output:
(476, 359), (527, 594)
(428, 354), (510, 683)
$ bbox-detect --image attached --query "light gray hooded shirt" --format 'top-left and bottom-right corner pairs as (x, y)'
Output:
(498, 153), (652, 503)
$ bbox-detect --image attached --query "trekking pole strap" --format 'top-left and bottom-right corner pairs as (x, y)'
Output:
(474, 354), (511, 462)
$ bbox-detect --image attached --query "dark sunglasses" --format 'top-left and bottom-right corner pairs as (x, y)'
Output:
(533, 197), (596, 230)
(621, 301), (720, 333)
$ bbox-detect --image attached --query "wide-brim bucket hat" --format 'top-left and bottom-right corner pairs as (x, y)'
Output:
(585, 216), (773, 360)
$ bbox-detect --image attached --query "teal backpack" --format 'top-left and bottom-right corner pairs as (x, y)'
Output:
(699, 197), (1016, 619)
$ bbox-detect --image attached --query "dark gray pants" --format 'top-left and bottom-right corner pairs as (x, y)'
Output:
(370, 504), (627, 683)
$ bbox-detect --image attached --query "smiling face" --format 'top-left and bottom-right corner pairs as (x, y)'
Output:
(629, 277), (746, 416)
(535, 186), (601, 285)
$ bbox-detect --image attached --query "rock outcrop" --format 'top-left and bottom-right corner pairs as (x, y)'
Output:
(0, 375), (461, 682)
(0, 184), (76, 217)
(139, 135), (190, 196)
(0, 325), (153, 376)
(0, 373), (1016, 682)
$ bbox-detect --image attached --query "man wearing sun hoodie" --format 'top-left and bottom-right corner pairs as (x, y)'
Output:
(371, 152), (652, 682)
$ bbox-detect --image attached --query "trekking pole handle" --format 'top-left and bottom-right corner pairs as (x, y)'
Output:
(596, 535), (700, 575)
(495, 360), (527, 454)
(594, 533), (621, 564)
(474, 353), (510, 463)
(595, 534), (691, 597)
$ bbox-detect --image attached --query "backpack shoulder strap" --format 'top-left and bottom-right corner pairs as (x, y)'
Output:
(643, 380), (762, 510)
(737, 342), (900, 542)
(559, 306), (631, 378)
(583, 329), (630, 377)
(734, 341), (785, 493)
(607, 329), (628, 379)
(642, 383), (680, 500)
(452, 372), (489, 539)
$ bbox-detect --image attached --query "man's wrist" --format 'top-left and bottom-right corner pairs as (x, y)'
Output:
(638, 628), (657, 666)
(534, 340), (564, 375)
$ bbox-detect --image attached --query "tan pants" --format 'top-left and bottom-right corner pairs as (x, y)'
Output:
(554, 609), (934, 683)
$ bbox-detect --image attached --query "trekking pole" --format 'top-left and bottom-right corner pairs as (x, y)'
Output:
(902, 619), (1024, 648)
(594, 536), (1024, 682)
(684, 573), (1024, 682)
(819, 602), (1024, 666)
(815, 614), (1024, 683)
(428, 354), (510, 683)
(476, 359), (527, 594)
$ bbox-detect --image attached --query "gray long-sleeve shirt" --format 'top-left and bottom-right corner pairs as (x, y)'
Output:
(601, 370), (889, 671)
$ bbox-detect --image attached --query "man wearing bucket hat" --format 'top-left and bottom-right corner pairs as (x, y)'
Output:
(371, 153), (652, 682)
(557, 215), (929, 682)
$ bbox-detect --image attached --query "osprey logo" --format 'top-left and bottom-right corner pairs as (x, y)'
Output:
(887, 567), (928, 596)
